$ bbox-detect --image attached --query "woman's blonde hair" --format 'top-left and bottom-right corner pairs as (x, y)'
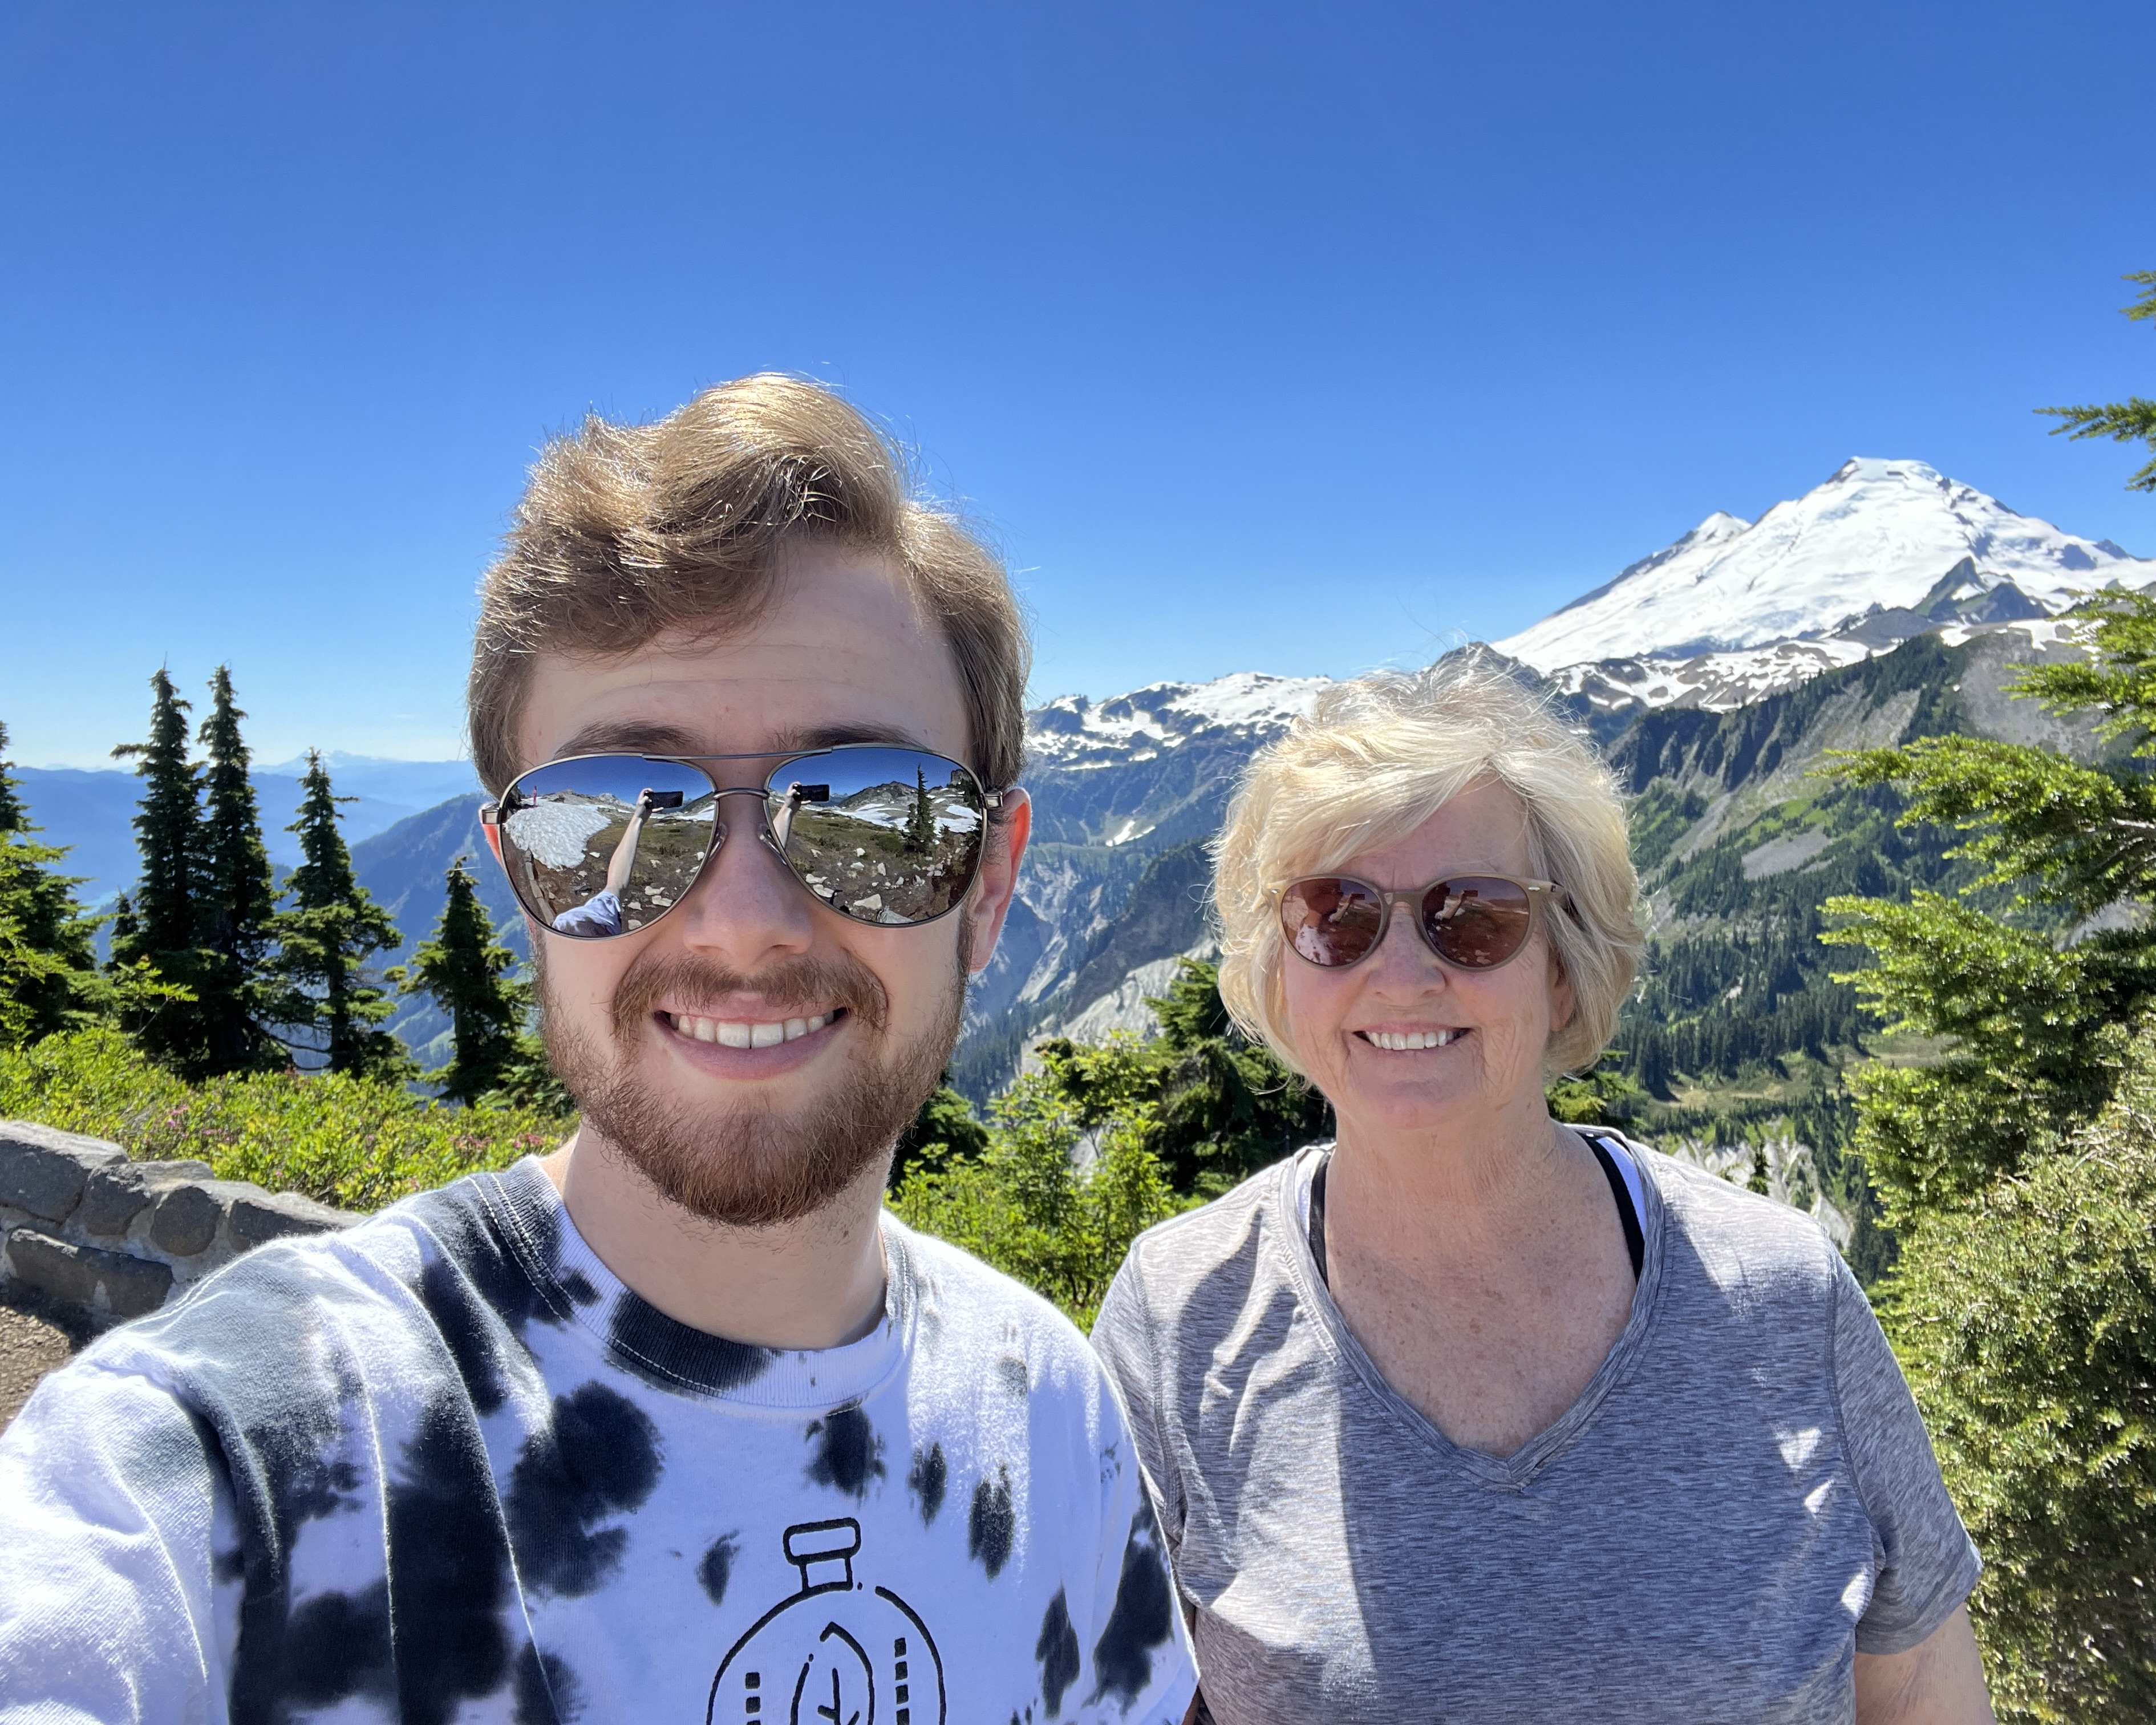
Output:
(1213, 654), (1643, 1078)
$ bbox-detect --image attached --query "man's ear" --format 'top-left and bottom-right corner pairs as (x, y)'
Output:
(961, 788), (1032, 975)
(483, 821), (504, 868)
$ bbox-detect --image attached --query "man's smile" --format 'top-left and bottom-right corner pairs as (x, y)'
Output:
(663, 1008), (840, 1048)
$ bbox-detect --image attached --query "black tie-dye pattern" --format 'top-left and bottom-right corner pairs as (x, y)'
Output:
(506, 1383), (664, 1597)
(277, 1580), (393, 1708)
(603, 1286), (776, 1396)
(419, 1253), (533, 1419)
(805, 1403), (886, 1497)
(909, 1441), (949, 1525)
(995, 1355), (1030, 1398)
(1087, 1507), (1175, 1708)
(1035, 1588), (1081, 1717)
(698, 1532), (739, 1606)
(514, 1639), (583, 1724)
(969, 1466), (1015, 1579)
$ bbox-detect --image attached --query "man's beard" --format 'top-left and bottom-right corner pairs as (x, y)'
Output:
(537, 941), (964, 1228)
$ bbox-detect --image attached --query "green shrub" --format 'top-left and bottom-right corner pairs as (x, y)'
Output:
(892, 1074), (1183, 1328)
(1884, 1029), (2156, 1722)
(0, 1029), (572, 1213)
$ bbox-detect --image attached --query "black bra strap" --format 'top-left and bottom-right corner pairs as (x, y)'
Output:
(1585, 1134), (1646, 1281)
(1307, 1152), (1331, 1286)
(1308, 1138), (1640, 1287)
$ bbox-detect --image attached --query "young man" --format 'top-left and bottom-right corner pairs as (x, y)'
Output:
(0, 377), (1197, 1725)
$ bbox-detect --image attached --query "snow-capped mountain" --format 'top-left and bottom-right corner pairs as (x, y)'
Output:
(1497, 457), (2155, 674)
(1027, 672), (1333, 772)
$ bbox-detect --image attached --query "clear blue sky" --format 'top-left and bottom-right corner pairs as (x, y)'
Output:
(3, 1), (2151, 768)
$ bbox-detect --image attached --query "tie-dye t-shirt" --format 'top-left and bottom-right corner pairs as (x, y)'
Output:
(0, 1158), (1196, 1725)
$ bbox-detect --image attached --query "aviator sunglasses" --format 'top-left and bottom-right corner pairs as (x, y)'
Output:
(1277, 873), (1561, 971)
(481, 746), (1004, 940)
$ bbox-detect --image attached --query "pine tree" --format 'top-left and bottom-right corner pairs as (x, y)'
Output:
(2037, 271), (2156, 492)
(110, 669), (209, 1068)
(0, 720), (103, 1044)
(903, 766), (937, 852)
(193, 667), (279, 1074)
(392, 857), (525, 1105)
(267, 751), (410, 1080)
(1824, 588), (2156, 1221)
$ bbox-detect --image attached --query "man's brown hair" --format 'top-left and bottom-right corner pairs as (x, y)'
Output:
(468, 374), (1029, 797)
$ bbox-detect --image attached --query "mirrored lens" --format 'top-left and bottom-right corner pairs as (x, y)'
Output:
(1280, 877), (1386, 967)
(769, 748), (986, 926)
(498, 758), (717, 939)
(1421, 876), (1534, 969)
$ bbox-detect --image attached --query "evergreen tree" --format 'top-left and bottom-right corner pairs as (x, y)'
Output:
(903, 766), (937, 852)
(1823, 589), (2156, 1222)
(392, 857), (524, 1105)
(1034, 959), (1332, 1196)
(0, 721), (103, 1044)
(110, 669), (209, 1068)
(890, 1074), (990, 1189)
(267, 751), (410, 1080)
(193, 667), (279, 1074)
(2037, 270), (2156, 493)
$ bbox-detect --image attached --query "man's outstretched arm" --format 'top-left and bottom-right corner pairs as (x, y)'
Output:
(0, 1362), (233, 1723)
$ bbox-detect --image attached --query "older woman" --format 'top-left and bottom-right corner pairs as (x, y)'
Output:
(1092, 659), (1992, 1724)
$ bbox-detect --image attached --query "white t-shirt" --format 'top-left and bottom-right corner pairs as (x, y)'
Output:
(0, 1157), (1197, 1725)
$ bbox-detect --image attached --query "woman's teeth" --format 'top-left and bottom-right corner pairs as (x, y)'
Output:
(668, 1012), (833, 1048)
(1366, 1028), (1461, 1051)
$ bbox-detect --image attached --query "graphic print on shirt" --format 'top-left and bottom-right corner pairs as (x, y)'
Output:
(705, 1518), (945, 1725)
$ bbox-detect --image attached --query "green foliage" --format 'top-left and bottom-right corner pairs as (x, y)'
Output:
(193, 667), (281, 1074)
(889, 1077), (989, 1189)
(110, 669), (211, 1067)
(0, 720), (107, 1044)
(1545, 1051), (1643, 1127)
(1825, 592), (2156, 1220)
(1034, 959), (1332, 1196)
(1822, 892), (2148, 1221)
(0, 1028), (571, 1213)
(392, 858), (526, 1106)
(891, 1075), (1180, 1328)
(2035, 271), (2156, 495)
(1626, 781), (1708, 875)
(1884, 1021), (2156, 1722)
(267, 751), (410, 1080)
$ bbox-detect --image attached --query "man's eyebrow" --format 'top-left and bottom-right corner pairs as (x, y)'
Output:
(548, 720), (941, 760)
(772, 723), (939, 754)
(554, 720), (706, 758)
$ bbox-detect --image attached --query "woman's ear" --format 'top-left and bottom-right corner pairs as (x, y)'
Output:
(1547, 946), (1578, 1033)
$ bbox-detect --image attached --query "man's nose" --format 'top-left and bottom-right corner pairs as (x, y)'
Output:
(671, 789), (817, 962)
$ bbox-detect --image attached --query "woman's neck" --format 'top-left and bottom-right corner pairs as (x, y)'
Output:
(1327, 1090), (1578, 1254)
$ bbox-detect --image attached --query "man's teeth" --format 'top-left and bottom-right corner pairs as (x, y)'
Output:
(668, 1012), (832, 1048)
(1367, 1028), (1462, 1051)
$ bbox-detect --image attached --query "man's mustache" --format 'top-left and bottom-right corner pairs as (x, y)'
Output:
(608, 950), (892, 1043)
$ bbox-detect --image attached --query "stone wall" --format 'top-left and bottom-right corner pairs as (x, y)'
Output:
(0, 1120), (359, 1327)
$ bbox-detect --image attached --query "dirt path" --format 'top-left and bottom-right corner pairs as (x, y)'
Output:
(0, 1289), (86, 1433)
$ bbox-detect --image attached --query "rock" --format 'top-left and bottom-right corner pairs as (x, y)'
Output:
(78, 1159), (216, 1239)
(226, 1189), (358, 1250)
(0, 1122), (129, 1225)
(149, 1182), (226, 1257)
(5, 1229), (174, 1320)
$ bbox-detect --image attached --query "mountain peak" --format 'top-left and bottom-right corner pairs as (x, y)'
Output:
(1497, 460), (2155, 673)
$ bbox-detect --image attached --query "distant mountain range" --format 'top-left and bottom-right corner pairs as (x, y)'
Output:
(10, 754), (480, 905)
(12, 455), (2145, 1098)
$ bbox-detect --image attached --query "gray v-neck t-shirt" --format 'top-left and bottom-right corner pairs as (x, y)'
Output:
(1091, 1140), (1979, 1723)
